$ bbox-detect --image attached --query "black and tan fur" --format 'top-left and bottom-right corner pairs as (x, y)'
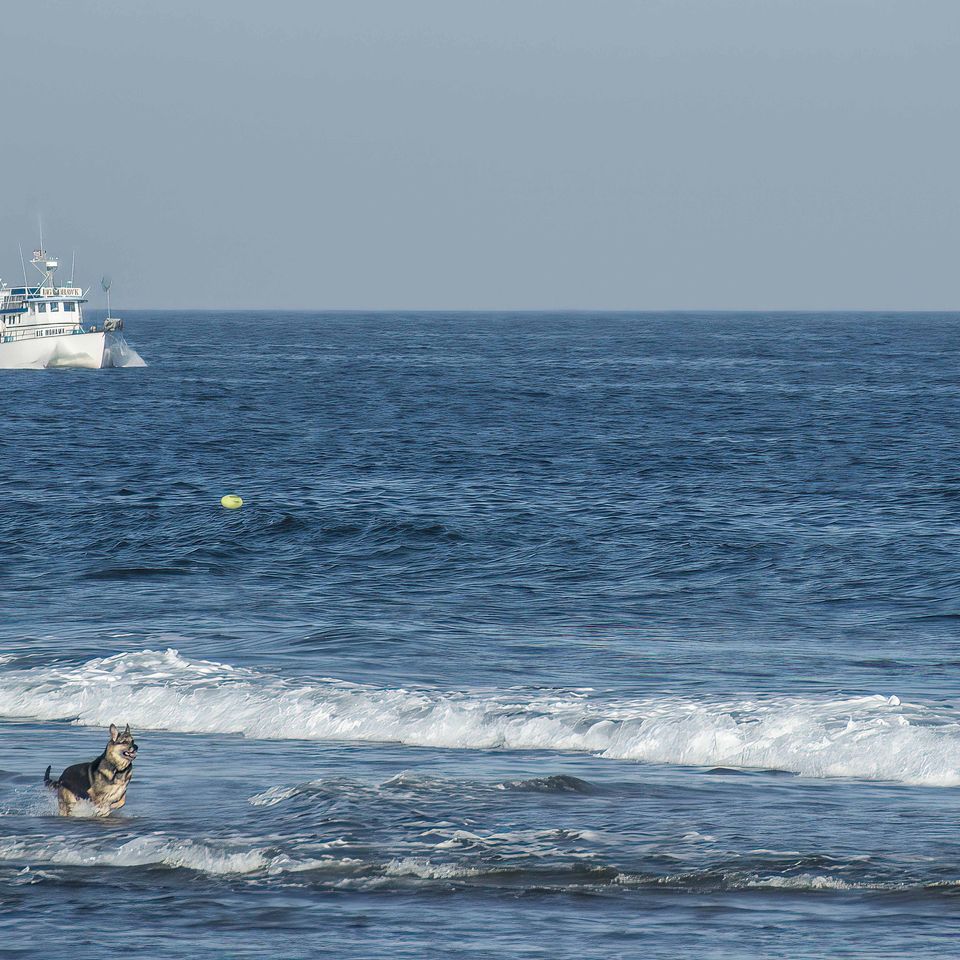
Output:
(44, 724), (139, 816)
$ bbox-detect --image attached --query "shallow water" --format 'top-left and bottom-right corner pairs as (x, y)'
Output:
(3, 312), (960, 958)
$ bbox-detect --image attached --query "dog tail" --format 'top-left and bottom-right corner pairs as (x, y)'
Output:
(43, 765), (58, 790)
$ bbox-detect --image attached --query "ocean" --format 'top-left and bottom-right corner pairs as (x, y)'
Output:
(2, 311), (960, 958)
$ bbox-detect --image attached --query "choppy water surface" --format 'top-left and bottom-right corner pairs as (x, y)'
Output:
(3, 312), (960, 958)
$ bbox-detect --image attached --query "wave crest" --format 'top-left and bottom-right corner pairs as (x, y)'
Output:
(1, 649), (959, 786)
(0, 836), (267, 875)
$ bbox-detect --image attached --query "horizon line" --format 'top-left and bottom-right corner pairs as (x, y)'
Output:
(108, 307), (960, 315)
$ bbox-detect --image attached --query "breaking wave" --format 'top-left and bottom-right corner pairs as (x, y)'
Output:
(5, 833), (952, 895)
(2, 649), (960, 786)
(0, 836), (271, 875)
(384, 857), (483, 880)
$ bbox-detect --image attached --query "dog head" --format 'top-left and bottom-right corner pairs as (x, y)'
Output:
(105, 724), (138, 769)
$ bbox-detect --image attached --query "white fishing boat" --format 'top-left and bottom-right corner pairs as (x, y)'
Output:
(0, 245), (142, 369)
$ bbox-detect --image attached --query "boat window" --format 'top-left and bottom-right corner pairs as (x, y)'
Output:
(64, 302), (76, 312)
(50, 302), (60, 312)
(37, 303), (46, 313)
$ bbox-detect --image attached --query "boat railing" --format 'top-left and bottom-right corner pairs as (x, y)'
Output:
(0, 325), (84, 344)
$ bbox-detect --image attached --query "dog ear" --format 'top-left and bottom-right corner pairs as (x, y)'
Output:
(123, 724), (131, 737)
(109, 724), (119, 741)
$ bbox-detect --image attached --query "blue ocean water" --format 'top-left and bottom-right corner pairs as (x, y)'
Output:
(3, 312), (960, 958)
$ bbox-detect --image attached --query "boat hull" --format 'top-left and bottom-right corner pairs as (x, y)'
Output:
(0, 332), (132, 369)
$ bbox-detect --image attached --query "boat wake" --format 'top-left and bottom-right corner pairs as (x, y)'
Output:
(0, 649), (958, 786)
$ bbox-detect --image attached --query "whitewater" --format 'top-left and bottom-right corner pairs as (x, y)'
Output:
(2, 649), (957, 786)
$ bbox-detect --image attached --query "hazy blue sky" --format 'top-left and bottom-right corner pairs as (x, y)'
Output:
(3, 0), (959, 309)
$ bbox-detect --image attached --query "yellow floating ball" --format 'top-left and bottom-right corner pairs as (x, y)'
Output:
(220, 494), (243, 510)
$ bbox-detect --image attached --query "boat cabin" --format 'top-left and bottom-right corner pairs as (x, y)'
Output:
(0, 251), (87, 344)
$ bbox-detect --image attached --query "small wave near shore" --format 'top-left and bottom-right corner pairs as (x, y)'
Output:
(0, 649), (958, 786)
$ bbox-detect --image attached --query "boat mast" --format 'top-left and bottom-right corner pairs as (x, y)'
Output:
(30, 247), (58, 291)
(30, 221), (59, 291)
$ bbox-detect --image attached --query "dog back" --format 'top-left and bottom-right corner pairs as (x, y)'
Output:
(57, 761), (95, 801)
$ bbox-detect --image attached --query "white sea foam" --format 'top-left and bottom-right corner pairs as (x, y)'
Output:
(0, 834), (490, 884)
(2, 648), (959, 786)
(745, 873), (875, 891)
(248, 785), (301, 807)
(384, 857), (483, 879)
(614, 870), (888, 892)
(0, 836), (268, 875)
(0, 833), (358, 877)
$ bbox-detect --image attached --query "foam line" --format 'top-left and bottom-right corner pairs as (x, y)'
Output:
(0, 836), (267, 875)
(1, 649), (958, 785)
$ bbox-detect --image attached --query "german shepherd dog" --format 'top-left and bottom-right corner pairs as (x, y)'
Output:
(44, 724), (139, 816)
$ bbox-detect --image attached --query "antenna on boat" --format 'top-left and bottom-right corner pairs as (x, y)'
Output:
(30, 247), (58, 289)
(101, 275), (112, 320)
(69, 251), (76, 285)
(18, 244), (27, 285)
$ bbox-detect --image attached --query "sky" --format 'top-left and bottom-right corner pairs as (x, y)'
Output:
(2, 0), (959, 310)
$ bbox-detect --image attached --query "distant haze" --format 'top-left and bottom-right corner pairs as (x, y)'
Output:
(3, 0), (959, 310)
